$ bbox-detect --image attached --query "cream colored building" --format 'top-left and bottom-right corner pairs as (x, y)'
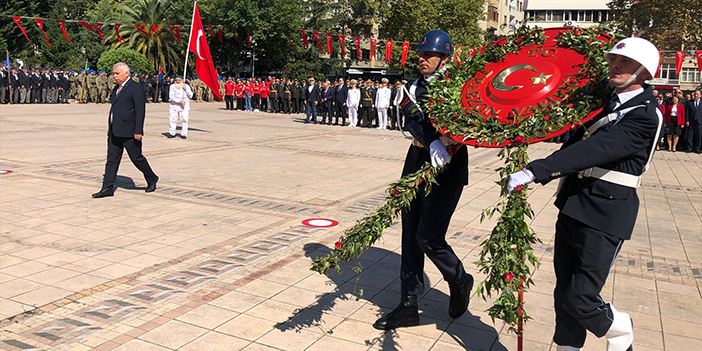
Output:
(523, 0), (610, 28)
(481, 0), (527, 37)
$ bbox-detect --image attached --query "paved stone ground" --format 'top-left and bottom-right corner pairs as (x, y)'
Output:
(0, 101), (700, 351)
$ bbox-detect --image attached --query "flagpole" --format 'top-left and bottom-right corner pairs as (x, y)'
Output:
(183, 0), (197, 79)
(6, 52), (12, 103)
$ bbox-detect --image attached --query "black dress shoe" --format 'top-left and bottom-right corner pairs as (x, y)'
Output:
(167, 134), (176, 138)
(92, 186), (115, 198)
(449, 273), (474, 318)
(181, 135), (187, 139)
(145, 177), (158, 193)
(373, 295), (419, 330)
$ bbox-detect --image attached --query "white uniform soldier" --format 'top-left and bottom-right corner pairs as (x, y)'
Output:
(375, 78), (392, 129)
(168, 75), (193, 139)
(346, 80), (361, 127)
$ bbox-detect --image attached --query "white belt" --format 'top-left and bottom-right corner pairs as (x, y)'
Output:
(578, 167), (641, 188)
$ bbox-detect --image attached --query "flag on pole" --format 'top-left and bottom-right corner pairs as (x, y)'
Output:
(4, 53), (10, 68)
(354, 37), (361, 61)
(115, 23), (124, 43)
(12, 16), (30, 42)
(300, 30), (309, 48)
(34, 18), (51, 47)
(370, 39), (377, 60)
(675, 51), (684, 75)
(338, 35), (346, 57)
(385, 40), (393, 63)
(400, 42), (410, 66)
(696, 51), (702, 74)
(188, 2), (221, 101)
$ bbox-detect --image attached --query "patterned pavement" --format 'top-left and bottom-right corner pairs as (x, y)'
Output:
(0, 102), (700, 351)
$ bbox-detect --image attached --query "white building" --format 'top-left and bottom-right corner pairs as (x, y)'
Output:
(481, 0), (527, 37)
(523, 0), (610, 29)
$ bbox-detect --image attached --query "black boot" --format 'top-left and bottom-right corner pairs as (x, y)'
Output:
(448, 273), (474, 318)
(372, 294), (419, 330)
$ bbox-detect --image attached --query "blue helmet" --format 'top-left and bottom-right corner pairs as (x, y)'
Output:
(416, 30), (453, 55)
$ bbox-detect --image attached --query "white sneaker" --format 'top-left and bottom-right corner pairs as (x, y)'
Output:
(605, 305), (633, 351)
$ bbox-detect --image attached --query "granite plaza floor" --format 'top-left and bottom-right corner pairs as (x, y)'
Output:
(0, 101), (700, 351)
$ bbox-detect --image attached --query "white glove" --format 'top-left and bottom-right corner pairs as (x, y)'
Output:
(508, 169), (535, 194)
(429, 140), (451, 168)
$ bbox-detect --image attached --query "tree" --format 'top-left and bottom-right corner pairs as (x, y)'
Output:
(608, 0), (702, 50)
(105, 0), (180, 73)
(381, 0), (486, 70)
(97, 48), (153, 74)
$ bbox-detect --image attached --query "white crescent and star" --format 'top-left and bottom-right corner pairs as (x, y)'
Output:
(492, 64), (539, 92)
(195, 29), (205, 60)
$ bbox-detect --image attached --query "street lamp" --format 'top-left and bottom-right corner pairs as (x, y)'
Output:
(251, 39), (256, 78)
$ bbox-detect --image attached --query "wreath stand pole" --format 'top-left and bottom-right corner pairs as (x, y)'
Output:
(518, 277), (525, 351)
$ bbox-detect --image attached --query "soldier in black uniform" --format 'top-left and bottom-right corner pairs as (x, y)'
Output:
(359, 80), (374, 127)
(508, 37), (662, 351)
(60, 69), (71, 103)
(269, 79), (279, 113)
(291, 79), (302, 113)
(282, 79), (292, 114)
(0, 66), (7, 104)
(373, 30), (473, 330)
(31, 67), (42, 103)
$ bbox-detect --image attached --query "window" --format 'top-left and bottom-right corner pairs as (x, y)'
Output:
(552, 11), (564, 22)
(564, 11), (572, 21)
(504, 15), (508, 24)
(534, 10), (546, 21)
(585, 10), (593, 21)
(489, 6), (499, 22)
(660, 64), (679, 81)
(681, 68), (701, 83)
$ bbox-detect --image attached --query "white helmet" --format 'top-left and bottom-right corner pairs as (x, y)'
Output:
(604, 37), (659, 88)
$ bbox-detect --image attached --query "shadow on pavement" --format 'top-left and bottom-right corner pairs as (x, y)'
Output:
(274, 243), (508, 351)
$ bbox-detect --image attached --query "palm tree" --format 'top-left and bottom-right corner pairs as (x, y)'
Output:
(105, 0), (181, 73)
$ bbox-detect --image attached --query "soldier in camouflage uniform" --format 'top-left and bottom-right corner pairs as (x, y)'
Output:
(69, 72), (77, 100)
(219, 78), (225, 102)
(77, 70), (88, 103)
(87, 70), (98, 102)
(96, 71), (108, 103)
(107, 72), (116, 98)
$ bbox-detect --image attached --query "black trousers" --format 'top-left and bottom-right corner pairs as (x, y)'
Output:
(685, 122), (702, 152)
(102, 132), (158, 189)
(225, 95), (234, 110)
(282, 98), (291, 113)
(260, 97), (267, 112)
(237, 97), (244, 110)
(270, 95), (278, 112)
(334, 102), (347, 125)
(360, 106), (372, 126)
(553, 213), (622, 347)
(401, 181), (466, 296)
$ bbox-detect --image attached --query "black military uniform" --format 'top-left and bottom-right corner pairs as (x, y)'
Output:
(282, 82), (292, 114)
(31, 69), (42, 103)
(525, 87), (660, 347)
(360, 85), (374, 127)
(269, 82), (279, 113)
(0, 69), (7, 104)
(60, 72), (71, 103)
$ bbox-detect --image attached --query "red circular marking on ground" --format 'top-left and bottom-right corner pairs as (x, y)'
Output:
(0, 170), (13, 175)
(302, 218), (339, 228)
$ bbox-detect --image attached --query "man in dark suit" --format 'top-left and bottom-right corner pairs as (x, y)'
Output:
(685, 90), (702, 153)
(93, 62), (159, 198)
(320, 80), (334, 125)
(304, 77), (320, 124)
(333, 78), (348, 126)
(508, 37), (661, 351)
(9, 67), (20, 104)
(19, 67), (31, 103)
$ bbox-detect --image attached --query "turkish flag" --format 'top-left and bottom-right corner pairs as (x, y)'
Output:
(370, 39), (377, 60)
(58, 20), (71, 43)
(313, 31), (323, 51)
(188, 3), (221, 101)
(151, 24), (159, 34)
(385, 41), (393, 63)
(338, 35), (346, 57)
(176, 25), (183, 41)
(300, 30), (309, 48)
(207, 25), (214, 38)
(654, 52), (662, 78)
(326, 33), (333, 54)
(135, 24), (151, 37)
(675, 51), (684, 75)
(696, 51), (702, 74)
(400, 42), (410, 66)
(35, 19), (51, 47)
(12, 16), (30, 42)
(169, 24), (177, 41)
(218, 28), (223, 43)
(469, 47), (476, 57)
(354, 37), (361, 61)
(95, 23), (105, 41)
(115, 23), (124, 43)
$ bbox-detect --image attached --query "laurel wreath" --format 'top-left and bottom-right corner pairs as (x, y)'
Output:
(311, 25), (620, 334)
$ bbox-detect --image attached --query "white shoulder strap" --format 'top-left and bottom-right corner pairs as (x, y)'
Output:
(587, 105), (645, 134)
(408, 79), (419, 103)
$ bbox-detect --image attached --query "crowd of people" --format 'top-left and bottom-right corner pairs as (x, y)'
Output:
(0, 64), (220, 105)
(221, 76), (408, 130)
(654, 87), (702, 153)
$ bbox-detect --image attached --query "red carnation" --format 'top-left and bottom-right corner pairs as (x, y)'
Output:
(439, 98), (444, 103)
(515, 185), (523, 192)
(392, 189), (400, 196)
(335, 241), (342, 249)
(514, 121), (521, 127)
(446, 77), (451, 83)
(514, 136), (525, 144)
(418, 178), (424, 185)
(503, 273), (514, 283)
(544, 116), (550, 120)
(453, 114), (459, 118)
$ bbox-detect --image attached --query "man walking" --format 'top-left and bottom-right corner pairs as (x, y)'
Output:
(92, 62), (159, 198)
(334, 78), (348, 125)
(168, 75), (193, 139)
(304, 77), (320, 123)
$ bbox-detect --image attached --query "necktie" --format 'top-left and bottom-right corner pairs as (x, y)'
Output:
(116, 85), (123, 96)
(605, 94), (619, 114)
(696, 100), (699, 108)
